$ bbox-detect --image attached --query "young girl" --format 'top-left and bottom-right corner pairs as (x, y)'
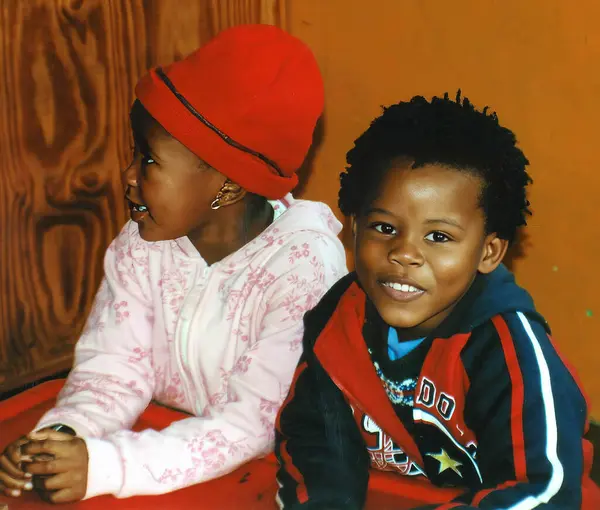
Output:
(0, 24), (346, 503)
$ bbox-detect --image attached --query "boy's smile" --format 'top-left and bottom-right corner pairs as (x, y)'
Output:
(379, 277), (425, 302)
(353, 159), (506, 339)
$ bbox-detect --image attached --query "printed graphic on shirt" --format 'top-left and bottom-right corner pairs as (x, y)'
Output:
(427, 448), (463, 477)
(358, 412), (425, 477)
(415, 377), (456, 421)
(414, 407), (482, 487)
(371, 357), (417, 407)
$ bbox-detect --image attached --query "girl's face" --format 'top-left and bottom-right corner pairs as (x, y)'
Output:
(122, 106), (226, 243)
(353, 160), (507, 339)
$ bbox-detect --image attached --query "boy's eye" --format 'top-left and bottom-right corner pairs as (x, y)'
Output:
(425, 231), (451, 243)
(372, 223), (397, 235)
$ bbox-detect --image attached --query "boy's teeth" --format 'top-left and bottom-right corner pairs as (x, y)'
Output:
(384, 282), (421, 293)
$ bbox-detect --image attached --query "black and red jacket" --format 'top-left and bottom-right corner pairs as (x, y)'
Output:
(275, 267), (599, 509)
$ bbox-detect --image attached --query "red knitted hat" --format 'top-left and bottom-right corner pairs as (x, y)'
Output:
(135, 24), (324, 199)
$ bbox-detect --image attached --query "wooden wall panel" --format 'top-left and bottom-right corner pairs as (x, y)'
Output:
(0, 0), (284, 393)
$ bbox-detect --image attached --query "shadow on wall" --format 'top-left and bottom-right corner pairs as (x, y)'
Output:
(294, 115), (325, 198)
(0, 370), (70, 402)
(586, 421), (600, 485)
(503, 228), (530, 272)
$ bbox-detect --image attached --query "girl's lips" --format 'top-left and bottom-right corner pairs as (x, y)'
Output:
(126, 198), (150, 223)
(130, 207), (150, 223)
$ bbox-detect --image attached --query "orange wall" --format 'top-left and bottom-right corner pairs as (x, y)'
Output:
(287, 0), (600, 416)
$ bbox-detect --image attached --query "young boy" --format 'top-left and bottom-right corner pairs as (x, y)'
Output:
(275, 92), (599, 509)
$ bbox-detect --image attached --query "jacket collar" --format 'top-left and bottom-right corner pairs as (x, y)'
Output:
(313, 280), (425, 469)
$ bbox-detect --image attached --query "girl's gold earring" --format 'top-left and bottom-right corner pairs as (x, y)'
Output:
(211, 191), (224, 210)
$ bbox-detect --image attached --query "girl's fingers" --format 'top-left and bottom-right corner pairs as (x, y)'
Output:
(0, 455), (28, 480)
(21, 440), (68, 458)
(0, 468), (33, 493)
(27, 430), (73, 442)
(24, 457), (77, 477)
(5, 438), (30, 466)
(0, 482), (20, 498)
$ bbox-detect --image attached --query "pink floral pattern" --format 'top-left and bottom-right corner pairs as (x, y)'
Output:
(113, 301), (130, 324)
(289, 242), (311, 263)
(35, 195), (347, 499)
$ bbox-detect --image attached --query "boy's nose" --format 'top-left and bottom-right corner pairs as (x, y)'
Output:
(388, 238), (424, 267)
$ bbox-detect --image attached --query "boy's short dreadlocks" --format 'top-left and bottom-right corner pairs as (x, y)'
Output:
(339, 91), (532, 244)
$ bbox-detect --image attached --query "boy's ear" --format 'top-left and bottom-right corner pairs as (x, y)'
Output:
(478, 233), (509, 274)
(351, 216), (357, 237)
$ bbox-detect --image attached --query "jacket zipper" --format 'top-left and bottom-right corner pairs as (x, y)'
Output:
(325, 364), (425, 473)
(174, 266), (210, 411)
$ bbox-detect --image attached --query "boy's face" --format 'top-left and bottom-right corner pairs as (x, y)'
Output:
(122, 116), (227, 243)
(353, 160), (507, 338)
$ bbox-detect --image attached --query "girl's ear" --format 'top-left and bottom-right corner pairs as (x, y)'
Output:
(211, 180), (247, 210)
(478, 233), (509, 274)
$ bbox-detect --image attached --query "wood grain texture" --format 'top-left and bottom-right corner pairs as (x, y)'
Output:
(0, 0), (284, 393)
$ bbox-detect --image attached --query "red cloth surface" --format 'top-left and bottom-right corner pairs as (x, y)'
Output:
(0, 380), (460, 509)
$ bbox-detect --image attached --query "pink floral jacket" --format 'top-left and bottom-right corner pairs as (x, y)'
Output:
(35, 195), (347, 499)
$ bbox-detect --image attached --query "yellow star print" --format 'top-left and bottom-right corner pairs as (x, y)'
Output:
(427, 449), (463, 477)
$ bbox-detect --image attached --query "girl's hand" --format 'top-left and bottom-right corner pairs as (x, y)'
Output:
(0, 436), (34, 497)
(22, 429), (88, 503)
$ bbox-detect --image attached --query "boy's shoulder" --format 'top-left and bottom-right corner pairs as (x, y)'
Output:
(301, 272), (358, 347)
(458, 308), (553, 388)
(436, 266), (551, 371)
(455, 265), (548, 336)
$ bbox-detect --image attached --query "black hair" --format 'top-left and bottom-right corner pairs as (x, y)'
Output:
(338, 91), (532, 244)
(129, 99), (268, 222)
(129, 99), (153, 155)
